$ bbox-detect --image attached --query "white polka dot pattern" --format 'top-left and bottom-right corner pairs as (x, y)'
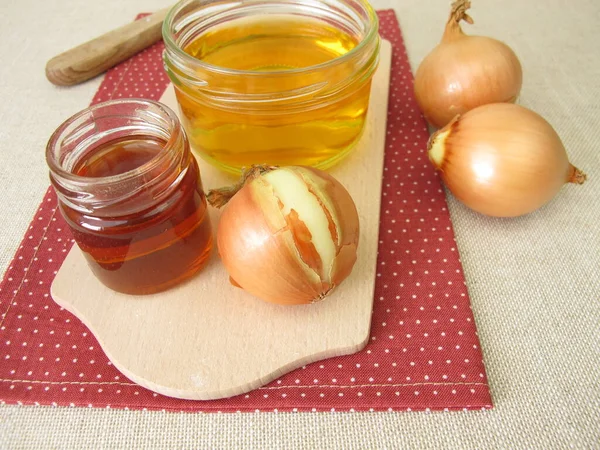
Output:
(0, 11), (491, 412)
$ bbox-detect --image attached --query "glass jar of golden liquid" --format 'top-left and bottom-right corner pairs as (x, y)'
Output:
(162, 0), (380, 174)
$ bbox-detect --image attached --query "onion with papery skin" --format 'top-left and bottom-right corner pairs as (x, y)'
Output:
(414, 0), (522, 129)
(428, 103), (586, 217)
(208, 165), (359, 305)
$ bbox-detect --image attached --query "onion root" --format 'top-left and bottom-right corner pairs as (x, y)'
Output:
(568, 165), (587, 184)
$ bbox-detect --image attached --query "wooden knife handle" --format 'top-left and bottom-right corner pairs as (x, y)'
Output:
(45, 8), (171, 86)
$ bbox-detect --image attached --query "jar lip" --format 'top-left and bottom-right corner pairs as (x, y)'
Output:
(46, 98), (182, 186)
(162, 0), (379, 77)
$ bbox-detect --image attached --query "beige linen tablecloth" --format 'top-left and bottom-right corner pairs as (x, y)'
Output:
(1, 0), (598, 448)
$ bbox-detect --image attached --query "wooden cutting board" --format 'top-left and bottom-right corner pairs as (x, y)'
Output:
(50, 40), (391, 400)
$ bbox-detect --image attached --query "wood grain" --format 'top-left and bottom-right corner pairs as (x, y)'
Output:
(45, 8), (170, 86)
(50, 40), (392, 400)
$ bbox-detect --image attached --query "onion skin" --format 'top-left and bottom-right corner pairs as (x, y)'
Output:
(414, 0), (523, 129)
(213, 166), (359, 305)
(428, 103), (586, 217)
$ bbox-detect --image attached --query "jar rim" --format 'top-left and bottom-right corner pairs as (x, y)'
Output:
(46, 98), (182, 186)
(162, 0), (379, 77)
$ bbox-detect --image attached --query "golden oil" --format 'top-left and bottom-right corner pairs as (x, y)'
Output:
(163, 2), (380, 174)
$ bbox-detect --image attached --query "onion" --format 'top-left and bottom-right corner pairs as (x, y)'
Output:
(427, 103), (586, 217)
(414, 0), (523, 128)
(208, 166), (359, 305)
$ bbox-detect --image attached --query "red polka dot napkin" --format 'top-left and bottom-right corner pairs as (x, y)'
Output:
(0, 10), (492, 412)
